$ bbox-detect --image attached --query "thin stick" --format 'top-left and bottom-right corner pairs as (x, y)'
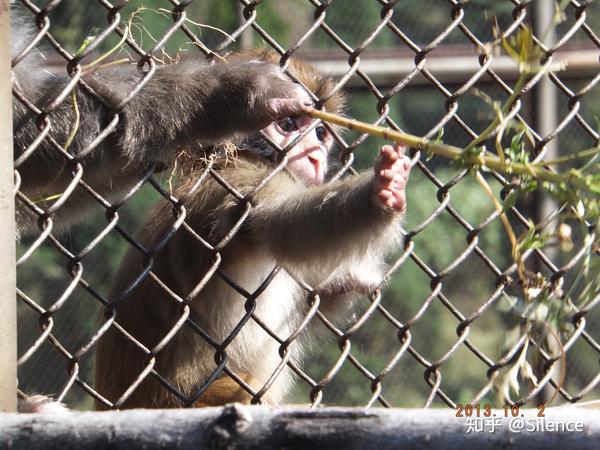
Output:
(305, 108), (599, 194)
(306, 108), (463, 160)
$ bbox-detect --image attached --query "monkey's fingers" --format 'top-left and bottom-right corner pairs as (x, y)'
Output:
(376, 148), (405, 176)
(379, 169), (401, 182)
(267, 97), (314, 120)
(392, 145), (411, 176)
(264, 77), (313, 116)
(379, 145), (400, 162)
(373, 143), (410, 212)
(376, 145), (412, 185)
(373, 169), (407, 211)
(382, 143), (406, 155)
(377, 188), (407, 212)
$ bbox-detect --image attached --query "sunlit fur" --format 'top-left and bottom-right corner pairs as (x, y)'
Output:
(95, 57), (405, 408)
(96, 157), (403, 409)
(12, 29), (309, 235)
(11, 5), (310, 411)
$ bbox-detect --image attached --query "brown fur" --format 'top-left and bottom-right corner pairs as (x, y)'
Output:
(94, 58), (400, 410)
(192, 375), (260, 407)
(95, 156), (401, 409)
(227, 49), (346, 115)
(13, 46), (310, 235)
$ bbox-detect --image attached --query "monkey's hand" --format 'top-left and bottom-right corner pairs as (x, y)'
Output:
(215, 60), (313, 134)
(372, 144), (411, 212)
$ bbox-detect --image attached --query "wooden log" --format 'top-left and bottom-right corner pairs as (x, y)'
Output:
(1, 405), (599, 449)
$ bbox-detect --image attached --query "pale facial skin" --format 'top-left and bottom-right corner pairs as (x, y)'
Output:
(263, 116), (411, 213)
(262, 115), (332, 185)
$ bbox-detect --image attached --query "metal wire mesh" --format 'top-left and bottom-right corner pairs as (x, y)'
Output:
(12, 0), (600, 410)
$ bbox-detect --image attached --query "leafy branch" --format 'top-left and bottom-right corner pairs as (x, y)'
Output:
(305, 108), (600, 201)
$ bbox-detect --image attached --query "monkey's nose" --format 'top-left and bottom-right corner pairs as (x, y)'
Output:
(307, 151), (324, 182)
(308, 154), (320, 170)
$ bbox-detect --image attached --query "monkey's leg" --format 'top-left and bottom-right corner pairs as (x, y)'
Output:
(192, 374), (263, 407)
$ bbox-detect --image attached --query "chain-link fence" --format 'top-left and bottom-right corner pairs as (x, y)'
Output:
(8, 0), (600, 412)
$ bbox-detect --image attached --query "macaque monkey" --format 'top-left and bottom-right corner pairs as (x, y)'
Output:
(94, 52), (411, 409)
(11, 7), (310, 412)
(11, 14), (311, 235)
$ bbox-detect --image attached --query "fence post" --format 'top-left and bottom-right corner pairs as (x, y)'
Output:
(0, 0), (17, 413)
(238, 2), (253, 49)
(532, 0), (559, 407)
(532, 0), (558, 217)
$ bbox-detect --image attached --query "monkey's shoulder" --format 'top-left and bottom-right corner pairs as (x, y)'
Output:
(178, 159), (303, 203)
(224, 159), (300, 184)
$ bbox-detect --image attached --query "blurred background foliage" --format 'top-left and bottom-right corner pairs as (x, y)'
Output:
(16, 0), (600, 409)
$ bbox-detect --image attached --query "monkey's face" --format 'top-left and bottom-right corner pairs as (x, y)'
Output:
(263, 115), (333, 185)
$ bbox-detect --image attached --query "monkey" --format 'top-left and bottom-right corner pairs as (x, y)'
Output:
(10, 9), (311, 412)
(94, 52), (411, 409)
(11, 12), (312, 236)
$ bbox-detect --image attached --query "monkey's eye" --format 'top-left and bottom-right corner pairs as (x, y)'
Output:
(277, 117), (299, 133)
(315, 126), (328, 142)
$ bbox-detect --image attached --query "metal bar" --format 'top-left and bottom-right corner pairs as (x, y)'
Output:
(531, 0), (559, 407)
(0, 0), (17, 413)
(310, 49), (598, 87)
(533, 0), (559, 184)
(238, 2), (253, 50)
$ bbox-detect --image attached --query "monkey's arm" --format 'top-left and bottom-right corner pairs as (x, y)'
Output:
(248, 171), (402, 284)
(92, 59), (311, 161)
(13, 59), (310, 171)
